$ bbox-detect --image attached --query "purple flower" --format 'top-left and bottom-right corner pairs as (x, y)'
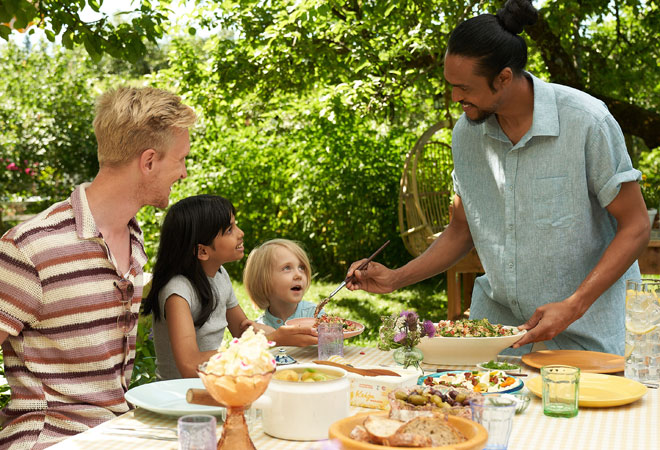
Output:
(394, 331), (407, 343)
(399, 310), (418, 320)
(406, 312), (419, 329)
(6, 162), (18, 171)
(422, 320), (436, 338)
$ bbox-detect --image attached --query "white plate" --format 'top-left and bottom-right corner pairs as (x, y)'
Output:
(418, 370), (524, 394)
(125, 379), (225, 417)
(416, 326), (526, 365)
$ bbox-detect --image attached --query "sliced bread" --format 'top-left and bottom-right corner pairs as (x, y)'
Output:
(362, 415), (405, 444)
(395, 416), (466, 446)
(348, 425), (371, 443)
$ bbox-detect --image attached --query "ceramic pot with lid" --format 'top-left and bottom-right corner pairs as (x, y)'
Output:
(252, 363), (350, 441)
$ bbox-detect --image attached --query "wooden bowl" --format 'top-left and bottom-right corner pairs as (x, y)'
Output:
(328, 411), (488, 450)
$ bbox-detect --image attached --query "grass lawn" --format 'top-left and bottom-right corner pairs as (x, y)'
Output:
(232, 275), (449, 348)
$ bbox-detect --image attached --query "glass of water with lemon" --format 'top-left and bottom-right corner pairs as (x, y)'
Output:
(625, 279), (660, 384)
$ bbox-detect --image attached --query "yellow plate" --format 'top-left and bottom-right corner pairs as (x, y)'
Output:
(527, 373), (647, 407)
(328, 411), (488, 450)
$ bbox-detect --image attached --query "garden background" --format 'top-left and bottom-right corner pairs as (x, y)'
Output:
(1, 0), (659, 405)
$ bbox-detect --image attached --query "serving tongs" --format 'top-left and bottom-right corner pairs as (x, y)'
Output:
(313, 360), (401, 377)
(313, 240), (390, 318)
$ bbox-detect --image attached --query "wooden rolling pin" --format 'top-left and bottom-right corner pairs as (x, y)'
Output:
(186, 388), (222, 407)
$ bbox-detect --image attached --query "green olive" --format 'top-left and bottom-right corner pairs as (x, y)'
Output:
(455, 393), (467, 403)
(407, 394), (428, 406)
(431, 395), (444, 407)
(394, 391), (408, 401)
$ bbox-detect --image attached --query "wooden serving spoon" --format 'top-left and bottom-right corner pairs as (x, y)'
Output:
(313, 360), (401, 377)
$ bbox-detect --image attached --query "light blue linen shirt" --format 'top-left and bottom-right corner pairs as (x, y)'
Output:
(256, 300), (324, 329)
(451, 73), (641, 355)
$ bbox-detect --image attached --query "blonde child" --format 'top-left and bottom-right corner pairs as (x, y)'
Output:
(244, 239), (325, 328)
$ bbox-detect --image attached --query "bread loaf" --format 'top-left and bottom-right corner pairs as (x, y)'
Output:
(348, 425), (371, 443)
(363, 415), (405, 444)
(395, 416), (466, 446)
(354, 413), (467, 447)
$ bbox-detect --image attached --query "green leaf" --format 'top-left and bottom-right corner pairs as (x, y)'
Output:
(61, 30), (74, 49)
(188, 26), (197, 35)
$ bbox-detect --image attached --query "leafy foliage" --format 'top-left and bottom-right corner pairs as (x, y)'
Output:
(0, 0), (170, 62)
(638, 148), (660, 210)
(0, 42), (100, 203)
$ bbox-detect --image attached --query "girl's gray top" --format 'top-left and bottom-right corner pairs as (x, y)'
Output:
(152, 267), (239, 380)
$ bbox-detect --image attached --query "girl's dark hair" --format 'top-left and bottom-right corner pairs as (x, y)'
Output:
(447, 0), (538, 88)
(142, 194), (236, 327)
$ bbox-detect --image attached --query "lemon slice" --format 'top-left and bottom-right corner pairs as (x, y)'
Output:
(624, 343), (634, 359)
(625, 321), (657, 335)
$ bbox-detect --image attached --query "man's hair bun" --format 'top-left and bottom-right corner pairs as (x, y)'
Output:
(496, 0), (538, 35)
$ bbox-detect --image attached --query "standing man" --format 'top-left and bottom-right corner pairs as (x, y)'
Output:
(347, 0), (650, 355)
(0, 86), (196, 448)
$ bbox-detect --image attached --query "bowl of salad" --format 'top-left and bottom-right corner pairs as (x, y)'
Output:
(476, 360), (522, 374)
(286, 316), (365, 339)
(415, 319), (526, 365)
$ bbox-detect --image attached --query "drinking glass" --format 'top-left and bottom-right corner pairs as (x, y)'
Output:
(317, 322), (344, 360)
(468, 395), (517, 450)
(541, 365), (579, 418)
(625, 279), (660, 384)
(177, 415), (217, 450)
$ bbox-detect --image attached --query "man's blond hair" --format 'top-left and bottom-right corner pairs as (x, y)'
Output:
(243, 239), (312, 310)
(93, 86), (197, 166)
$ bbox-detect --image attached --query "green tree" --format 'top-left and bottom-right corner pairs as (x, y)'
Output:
(0, 0), (170, 62)
(0, 42), (100, 203)
(185, 0), (659, 149)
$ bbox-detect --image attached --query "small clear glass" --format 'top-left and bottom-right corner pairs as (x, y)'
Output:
(317, 322), (344, 360)
(469, 395), (517, 450)
(177, 414), (217, 450)
(541, 365), (580, 418)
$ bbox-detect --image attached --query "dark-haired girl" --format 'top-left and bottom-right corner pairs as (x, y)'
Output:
(142, 194), (254, 379)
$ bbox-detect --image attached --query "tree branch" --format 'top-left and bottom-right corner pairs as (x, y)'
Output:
(527, 8), (660, 149)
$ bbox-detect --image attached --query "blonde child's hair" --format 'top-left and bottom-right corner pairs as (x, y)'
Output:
(243, 239), (312, 309)
(93, 86), (197, 167)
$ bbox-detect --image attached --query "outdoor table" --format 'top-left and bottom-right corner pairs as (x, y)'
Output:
(49, 345), (658, 450)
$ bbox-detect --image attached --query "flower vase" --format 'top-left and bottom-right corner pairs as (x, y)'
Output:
(393, 346), (424, 371)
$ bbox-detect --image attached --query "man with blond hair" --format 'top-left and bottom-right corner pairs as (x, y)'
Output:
(0, 86), (197, 449)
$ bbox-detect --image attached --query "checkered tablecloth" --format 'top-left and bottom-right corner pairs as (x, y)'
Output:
(49, 345), (658, 450)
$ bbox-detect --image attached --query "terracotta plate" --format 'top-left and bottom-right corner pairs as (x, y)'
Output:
(286, 317), (365, 339)
(328, 411), (488, 450)
(522, 350), (624, 373)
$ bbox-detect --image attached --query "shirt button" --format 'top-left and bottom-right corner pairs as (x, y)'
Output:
(509, 185), (514, 191)
(277, 319), (282, 324)
(507, 224), (514, 230)
(508, 263), (514, 269)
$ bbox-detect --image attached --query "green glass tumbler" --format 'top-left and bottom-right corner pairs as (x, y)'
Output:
(541, 365), (580, 418)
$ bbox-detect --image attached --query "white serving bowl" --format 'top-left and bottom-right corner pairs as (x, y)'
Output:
(415, 327), (526, 365)
(252, 363), (350, 441)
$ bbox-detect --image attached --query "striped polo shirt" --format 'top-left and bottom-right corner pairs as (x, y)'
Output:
(0, 183), (147, 449)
